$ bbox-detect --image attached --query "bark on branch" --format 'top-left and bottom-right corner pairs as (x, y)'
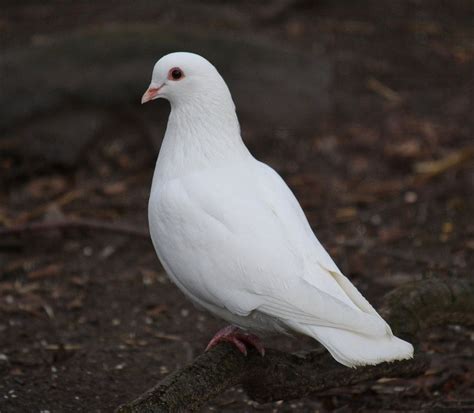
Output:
(116, 277), (474, 413)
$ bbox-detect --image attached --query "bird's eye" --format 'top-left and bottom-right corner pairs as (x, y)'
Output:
(168, 67), (183, 81)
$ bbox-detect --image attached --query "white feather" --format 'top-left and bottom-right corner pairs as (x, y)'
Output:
(146, 52), (414, 367)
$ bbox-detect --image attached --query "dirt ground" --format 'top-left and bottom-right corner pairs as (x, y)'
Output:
(0, 1), (473, 412)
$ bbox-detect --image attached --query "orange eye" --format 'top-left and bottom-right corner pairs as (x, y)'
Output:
(168, 67), (183, 81)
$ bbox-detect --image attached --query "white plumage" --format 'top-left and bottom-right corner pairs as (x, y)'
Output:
(142, 52), (414, 367)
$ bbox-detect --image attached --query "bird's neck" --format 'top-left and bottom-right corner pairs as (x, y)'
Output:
(153, 99), (251, 182)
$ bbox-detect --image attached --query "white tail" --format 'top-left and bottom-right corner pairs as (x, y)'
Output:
(291, 322), (414, 368)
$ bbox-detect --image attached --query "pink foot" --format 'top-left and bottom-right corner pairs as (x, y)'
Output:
(205, 325), (265, 356)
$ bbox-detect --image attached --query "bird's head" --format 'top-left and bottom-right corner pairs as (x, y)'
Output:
(141, 52), (228, 107)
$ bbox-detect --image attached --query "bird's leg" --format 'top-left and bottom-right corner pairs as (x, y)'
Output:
(205, 325), (265, 356)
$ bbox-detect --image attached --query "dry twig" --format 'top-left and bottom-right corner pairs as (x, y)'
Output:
(0, 218), (148, 239)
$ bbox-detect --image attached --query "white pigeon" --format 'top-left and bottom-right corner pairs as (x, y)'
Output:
(142, 52), (414, 367)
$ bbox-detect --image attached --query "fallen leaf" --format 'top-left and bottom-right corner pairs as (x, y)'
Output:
(367, 77), (402, 104)
(102, 181), (128, 196)
(146, 304), (168, 318)
(28, 264), (62, 280)
(26, 176), (67, 199)
(335, 207), (358, 222)
(414, 147), (474, 177)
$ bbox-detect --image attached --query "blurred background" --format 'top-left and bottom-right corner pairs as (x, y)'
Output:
(1, 1), (473, 411)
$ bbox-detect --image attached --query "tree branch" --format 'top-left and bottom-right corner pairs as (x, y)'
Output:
(116, 277), (474, 413)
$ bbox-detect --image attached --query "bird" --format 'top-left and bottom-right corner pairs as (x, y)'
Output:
(141, 52), (414, 368)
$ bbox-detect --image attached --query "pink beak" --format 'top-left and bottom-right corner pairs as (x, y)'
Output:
(141, 85), (162, 104)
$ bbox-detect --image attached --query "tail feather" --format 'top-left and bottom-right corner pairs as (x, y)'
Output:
(290, 322), (414, 368)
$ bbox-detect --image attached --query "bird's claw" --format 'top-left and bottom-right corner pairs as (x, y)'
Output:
(205, 325), (265, 356)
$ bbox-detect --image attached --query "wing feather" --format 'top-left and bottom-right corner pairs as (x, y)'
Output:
(152, 161), (388, 337)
